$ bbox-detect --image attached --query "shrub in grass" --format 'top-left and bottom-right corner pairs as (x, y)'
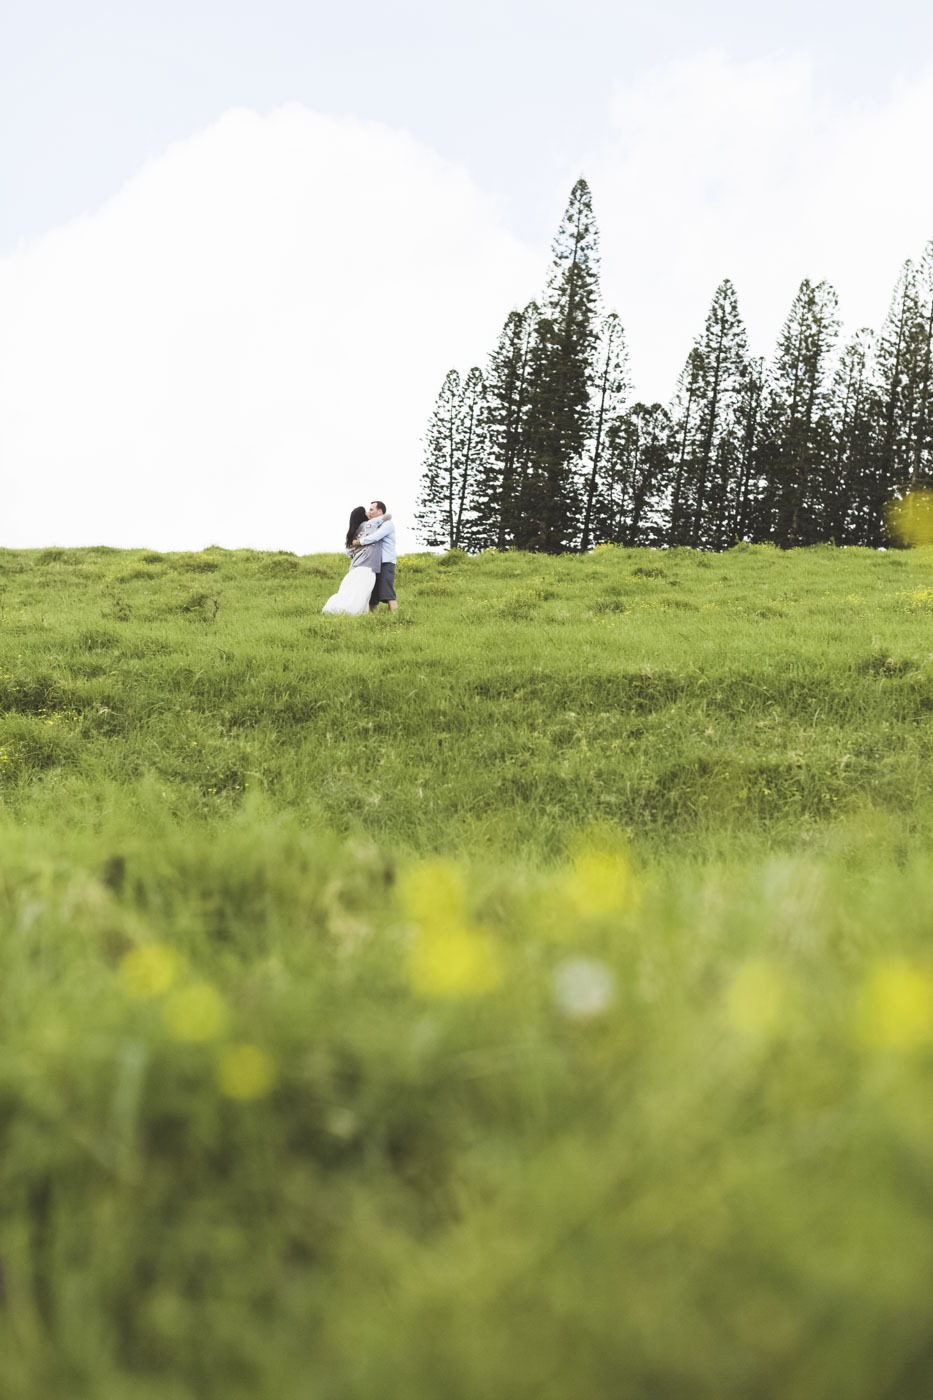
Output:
(115, 566), (161, 582)
(397, 552), (439, 574)
(172, 590), (221, 623)
(411, 582), (454, 597)
(260, 555), (300, 577)
(0, 710), (76, 775)
(75, 629), (122, 652)
(438, 547), (470, 568)
(169, 553), (220, 573)
(36, 546), (79, 566)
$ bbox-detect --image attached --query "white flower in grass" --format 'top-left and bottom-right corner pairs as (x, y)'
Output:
(553, 957), (615, 1019)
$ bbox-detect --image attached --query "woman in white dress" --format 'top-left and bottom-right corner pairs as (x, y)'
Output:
(321, 506), (390, 615)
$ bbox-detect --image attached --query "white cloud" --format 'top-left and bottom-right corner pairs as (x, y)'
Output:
(589, 53), (933, 400)
(0, 105), (544, 552)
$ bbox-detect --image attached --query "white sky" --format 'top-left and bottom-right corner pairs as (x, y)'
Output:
(3, 1), (933, 552)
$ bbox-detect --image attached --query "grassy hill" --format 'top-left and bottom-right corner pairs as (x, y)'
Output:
(2, 541), (933, 1397)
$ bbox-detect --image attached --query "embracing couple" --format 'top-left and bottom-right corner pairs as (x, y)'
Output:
(321, 500), (397, 616)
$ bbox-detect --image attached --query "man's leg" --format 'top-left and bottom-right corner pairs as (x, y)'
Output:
(380, 563), (398, 614)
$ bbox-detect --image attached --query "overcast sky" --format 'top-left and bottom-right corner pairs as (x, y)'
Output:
(3, 0), (933, 552)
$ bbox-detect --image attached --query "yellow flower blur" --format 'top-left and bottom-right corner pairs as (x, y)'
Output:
(886, 490), (933, 548)
(398, 858), (467, 930)
(724, 960), (787, 1036)
(121, 943), (182, 999)
(163, 982), (229, 1042)
(563, 833), (636, 918)
(409, 927), (503, 998)
(216, 1044), (277, 1100)
(399, 858), (503, 997)
(856, 959), (933, 1050)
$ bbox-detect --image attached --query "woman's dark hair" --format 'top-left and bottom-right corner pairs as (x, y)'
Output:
(346, 506), (367, 550)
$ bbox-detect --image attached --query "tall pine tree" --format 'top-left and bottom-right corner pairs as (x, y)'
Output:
(756, 279), (840, 546)
(454, 367), (491, 550)
(666, 280), (750, 549)
(605, 403), (673, 546)
(414, 368), (489, 549)
(826, 330), (881, 544)
(472, 302), (539, 550)
(730, 356), (765, 543)
(580, 311), (629, 550)
(668, 348), (705, 544)
(876, 261), (922, 507)
(909, 241), (933, 490)
(514, 179), (601, 552)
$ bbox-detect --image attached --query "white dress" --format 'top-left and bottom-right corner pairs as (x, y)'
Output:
(321, 522), (381, 615)
(321, 564), (375, 615)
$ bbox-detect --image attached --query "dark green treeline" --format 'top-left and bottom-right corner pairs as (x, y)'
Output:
(415, 179), (933, 552)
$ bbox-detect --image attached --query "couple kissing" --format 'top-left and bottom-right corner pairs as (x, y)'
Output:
(321, 500), (397, 616)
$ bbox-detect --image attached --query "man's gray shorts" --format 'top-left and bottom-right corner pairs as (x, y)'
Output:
(370, 562), (396, 605)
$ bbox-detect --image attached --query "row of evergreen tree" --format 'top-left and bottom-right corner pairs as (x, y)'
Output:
(415, 179), (933, 552)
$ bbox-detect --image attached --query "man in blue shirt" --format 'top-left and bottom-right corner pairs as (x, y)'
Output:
(364, 500), (398, 613)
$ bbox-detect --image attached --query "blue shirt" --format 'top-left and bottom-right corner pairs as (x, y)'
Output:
(363, 515), (396, 565)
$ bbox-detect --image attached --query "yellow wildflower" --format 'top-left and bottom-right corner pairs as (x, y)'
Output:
(563, 830), (636, 918)
(216, 1044), (277, 1100)
(902, 587), (933, 611)
(856, 959), (933, 1050)
(398, 858), (466, 930)
(121, 943), (182, 999)
(399, 857), (503, 997)
(409, 926), (503, 998)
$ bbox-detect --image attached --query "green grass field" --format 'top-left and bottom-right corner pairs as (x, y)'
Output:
(2, 540), (933, 1397)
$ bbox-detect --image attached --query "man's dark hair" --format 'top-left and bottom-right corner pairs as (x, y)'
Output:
(371, 500), (387, 514)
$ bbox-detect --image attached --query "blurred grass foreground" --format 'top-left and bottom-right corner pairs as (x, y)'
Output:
(2, 537), (933, 1398)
